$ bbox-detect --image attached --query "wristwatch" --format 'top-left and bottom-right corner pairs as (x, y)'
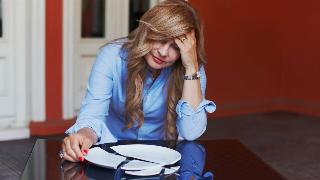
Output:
(183, 71), (200, 80)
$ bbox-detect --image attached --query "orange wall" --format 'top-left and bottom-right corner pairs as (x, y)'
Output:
(280, 0), (320, 114)
(46, 0), (63, 121)
(190, 0), (320, 117)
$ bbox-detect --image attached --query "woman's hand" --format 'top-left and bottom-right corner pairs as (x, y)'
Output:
(174, 30), (198, 74)
(62, 127), (98, 162)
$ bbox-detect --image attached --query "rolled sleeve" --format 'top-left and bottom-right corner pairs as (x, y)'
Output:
(176, 99), (216, 118)
(176, 99), (216, 141)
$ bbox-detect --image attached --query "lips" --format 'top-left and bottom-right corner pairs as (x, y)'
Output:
(152, 55), (165, 65)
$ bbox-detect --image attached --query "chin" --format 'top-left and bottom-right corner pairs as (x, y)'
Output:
(149, 63), (164, 70)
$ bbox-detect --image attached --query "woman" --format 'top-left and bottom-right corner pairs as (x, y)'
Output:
(62, 0), (216, 162)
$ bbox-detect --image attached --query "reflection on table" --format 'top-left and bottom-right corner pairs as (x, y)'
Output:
(61, 141), (213, 180)
(20, 139), (286, 180)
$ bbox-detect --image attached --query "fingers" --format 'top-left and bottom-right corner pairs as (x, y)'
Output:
(80, 138), (93, 156)
(174, 37), (184, 49)
(62, 145), (77, 162)
(174, 30), (196, 47)
(185, 30), (196, 43)
(70, 137), (85, 161)
(63, 136), (81, 162)
(62, 131), (95, 163)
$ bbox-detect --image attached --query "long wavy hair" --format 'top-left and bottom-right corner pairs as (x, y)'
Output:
(122, 0), (206, 140)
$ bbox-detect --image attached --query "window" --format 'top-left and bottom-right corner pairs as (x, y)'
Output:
(81, 0), (105, 38)
(129, 0), (150, 32)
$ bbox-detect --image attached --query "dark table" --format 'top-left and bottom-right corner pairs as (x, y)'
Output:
(20, 139), (285, 180)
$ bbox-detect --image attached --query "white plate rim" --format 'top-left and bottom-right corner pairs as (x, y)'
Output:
(110, 144), (181, 165)
(84, 147), (126, 169)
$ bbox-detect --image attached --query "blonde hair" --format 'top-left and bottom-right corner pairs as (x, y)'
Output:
(122, 0), (206, 140)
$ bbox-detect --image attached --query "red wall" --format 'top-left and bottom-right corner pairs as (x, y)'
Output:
(190, 0), (320, 117)
(46, 0), (63, 121)
(280, 0), (320, 114)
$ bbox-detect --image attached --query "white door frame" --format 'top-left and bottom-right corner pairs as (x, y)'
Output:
(63, 0), (129, 119)
(30, 0), (46, 123)
(0, 0), (33, 140)
(0, 0), (16, 126)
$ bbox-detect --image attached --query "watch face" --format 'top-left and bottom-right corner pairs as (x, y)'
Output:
(183, 71), (200, 80)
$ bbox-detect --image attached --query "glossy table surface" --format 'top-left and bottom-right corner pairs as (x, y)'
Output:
(20, 139), (285, 180)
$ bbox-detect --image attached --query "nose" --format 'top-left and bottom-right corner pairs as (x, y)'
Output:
(158, 43), (170, 57)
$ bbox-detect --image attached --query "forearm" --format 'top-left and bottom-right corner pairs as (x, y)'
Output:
(181, 66), (203, 110)
(177, 65), (217, 140)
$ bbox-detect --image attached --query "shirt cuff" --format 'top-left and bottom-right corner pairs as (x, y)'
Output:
(176, 99), (216, 118)
(65, 119), (102, 142)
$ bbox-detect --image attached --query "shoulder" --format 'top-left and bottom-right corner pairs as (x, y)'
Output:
(99, 40), (126, 58)
(95, 39), (128, 65)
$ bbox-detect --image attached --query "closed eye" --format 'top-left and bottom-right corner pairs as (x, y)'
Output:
(171, 43), (180, 50)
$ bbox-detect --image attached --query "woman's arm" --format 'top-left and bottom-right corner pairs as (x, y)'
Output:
(175, 30), (202, 109)
(174, 30), (216, 140)
(62, 45), (119, 162)
(176, 66), (216, 140)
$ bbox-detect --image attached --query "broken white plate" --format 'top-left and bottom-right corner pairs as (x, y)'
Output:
(121, 160), (161, 171)
(110, 144), (181, 165)
(84, 147), (126, 169)
(125, 166), (180, 176)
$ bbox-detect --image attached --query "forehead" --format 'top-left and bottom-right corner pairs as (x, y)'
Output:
(153, 39), (175, 44)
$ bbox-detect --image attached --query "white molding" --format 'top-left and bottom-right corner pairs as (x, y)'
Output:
(63, 0), (75, 119)
(0, 0), (32, 139)
(0, 0), (15, 120)
(13, 0), (29, 129)
(31, 0), (46, 122)
(0, 127), (29, 141)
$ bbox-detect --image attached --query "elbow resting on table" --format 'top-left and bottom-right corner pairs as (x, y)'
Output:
(181, 133), (202, 141)
(177, 120), (207, 141)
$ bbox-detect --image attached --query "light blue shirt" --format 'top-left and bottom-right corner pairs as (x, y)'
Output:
(66, 42), (216, 144)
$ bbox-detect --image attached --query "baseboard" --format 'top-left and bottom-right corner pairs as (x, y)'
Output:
(30, 118), (76, 136)
(0, 127), (30, 141)
(208, 97), (320, 119)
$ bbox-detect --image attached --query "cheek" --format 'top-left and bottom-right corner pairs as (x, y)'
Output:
(169, 50), (181, 63)
(144, 53), (152, 62)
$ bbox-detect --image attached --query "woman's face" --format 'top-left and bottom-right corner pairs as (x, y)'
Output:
(144, 40), (181, 70)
